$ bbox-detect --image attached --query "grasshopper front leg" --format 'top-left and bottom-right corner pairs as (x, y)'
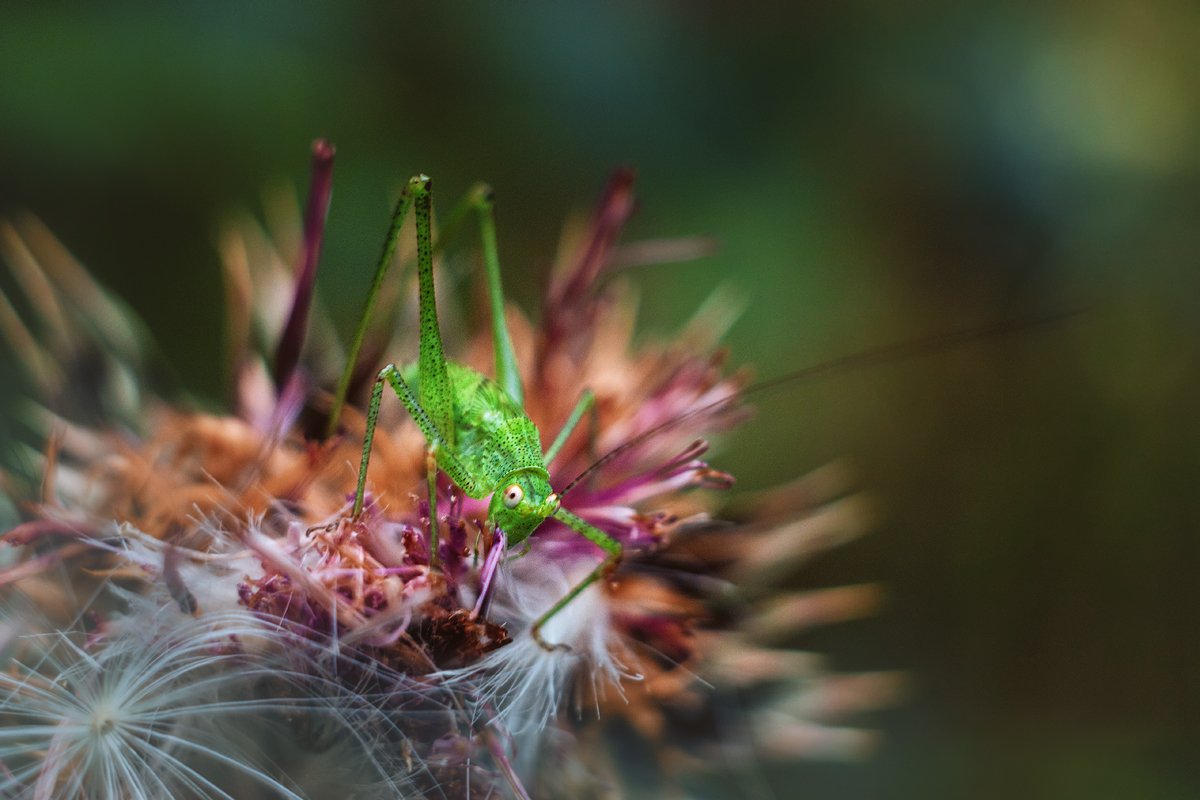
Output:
(353, 365), (483, 520)
(530, 506), (622, 652)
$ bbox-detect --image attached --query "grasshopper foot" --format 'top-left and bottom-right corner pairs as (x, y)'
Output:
(531, 623), (572, 653)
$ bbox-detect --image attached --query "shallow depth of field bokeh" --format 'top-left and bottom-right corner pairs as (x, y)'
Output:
(1, 3), (1197, 798)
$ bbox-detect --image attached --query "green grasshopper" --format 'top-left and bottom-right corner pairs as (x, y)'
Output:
(340, 175), (616, 651)
(327, 172), (1068, 654)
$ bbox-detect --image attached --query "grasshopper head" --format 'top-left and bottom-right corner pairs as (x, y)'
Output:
(488, 468), (559, 546)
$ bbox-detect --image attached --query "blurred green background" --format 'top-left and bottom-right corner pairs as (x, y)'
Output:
(2, 2), (1198, 797)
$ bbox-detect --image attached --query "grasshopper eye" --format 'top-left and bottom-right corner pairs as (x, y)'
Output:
(502, 484), (524, 509)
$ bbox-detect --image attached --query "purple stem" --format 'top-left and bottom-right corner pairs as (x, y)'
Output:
(274, 138), (336, 389)
(485, 725), (532, 800)
(471, 527), (507, 620)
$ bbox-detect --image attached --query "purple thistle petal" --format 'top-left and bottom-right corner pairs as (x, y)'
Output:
(481, 726), (533, 800)
(1, 519), (91, 546)
(472, 527), (506, 620)
(273, 138), (335, 389)
(262, 368), (308, 439)
(540, 167), (636, 358)
(608, 235), (720, 272)
(0, 541), (90, 586)
(562, 166), (636, 294)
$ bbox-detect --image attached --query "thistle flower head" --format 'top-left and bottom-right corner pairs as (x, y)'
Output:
(1, 156), (897, 797)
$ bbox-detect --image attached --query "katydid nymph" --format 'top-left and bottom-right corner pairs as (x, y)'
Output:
(332, 173), (1071, 654)
(342, 175), (616, 651)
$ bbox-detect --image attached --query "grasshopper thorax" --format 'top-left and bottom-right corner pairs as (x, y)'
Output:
(488, 467), (558, 545)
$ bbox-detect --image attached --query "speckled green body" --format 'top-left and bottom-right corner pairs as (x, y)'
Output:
(403, 362), (541, 490)
(403, 361), (556, 545)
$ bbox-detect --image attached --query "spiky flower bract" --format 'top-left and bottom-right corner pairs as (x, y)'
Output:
(1, 150), (897, 798)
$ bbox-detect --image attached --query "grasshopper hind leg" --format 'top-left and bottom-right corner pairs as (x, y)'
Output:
(352, 365), (483, 521)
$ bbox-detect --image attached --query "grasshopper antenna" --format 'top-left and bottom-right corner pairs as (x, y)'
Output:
(559, 309), (1082, 498)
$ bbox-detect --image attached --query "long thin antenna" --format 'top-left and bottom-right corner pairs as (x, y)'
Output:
(559, 310), (1080, 497)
